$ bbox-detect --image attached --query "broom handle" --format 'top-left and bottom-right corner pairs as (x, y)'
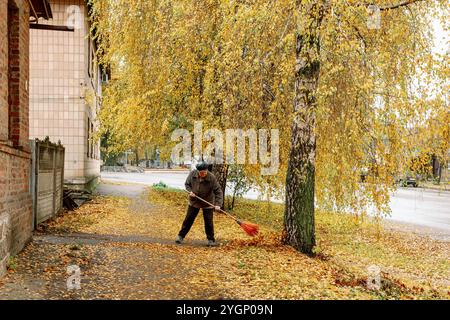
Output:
(184, 189), (238, 222)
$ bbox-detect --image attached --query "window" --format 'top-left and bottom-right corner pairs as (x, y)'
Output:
(90, 122), (94, 158)
(87, 39), (91, 77)
(87, 118), (97, 159)
(88, 39), (95, 79)
(87, 117), (90, 158)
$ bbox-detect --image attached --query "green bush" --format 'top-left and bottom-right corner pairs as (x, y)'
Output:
(7, 256), (17, 271)
(152, 181), (168, 189)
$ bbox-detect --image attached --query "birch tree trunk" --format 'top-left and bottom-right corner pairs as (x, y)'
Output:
(283, 1), (324, 255)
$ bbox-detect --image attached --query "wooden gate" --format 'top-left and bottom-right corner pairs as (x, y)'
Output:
(30, 138), (65, 228)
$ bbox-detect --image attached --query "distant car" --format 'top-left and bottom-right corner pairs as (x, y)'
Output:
(397, 174), (419, 187)
(359, 168), (368, 182)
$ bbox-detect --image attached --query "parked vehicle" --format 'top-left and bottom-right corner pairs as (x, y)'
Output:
(396, 172), (420, 187)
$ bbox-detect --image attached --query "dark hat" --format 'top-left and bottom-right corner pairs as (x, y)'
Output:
(196, 161), (209, 171)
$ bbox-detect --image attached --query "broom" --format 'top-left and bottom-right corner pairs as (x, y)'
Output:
(184, 190), (259, 237)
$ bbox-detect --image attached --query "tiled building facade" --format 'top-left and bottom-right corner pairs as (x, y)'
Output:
(0, 0), (51, 277)
(29, 0), (102, 190)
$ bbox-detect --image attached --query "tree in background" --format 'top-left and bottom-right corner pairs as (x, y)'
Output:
(226, 165), (252, 210)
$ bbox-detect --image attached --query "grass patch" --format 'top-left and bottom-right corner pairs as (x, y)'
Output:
(148, 187), (449, 299)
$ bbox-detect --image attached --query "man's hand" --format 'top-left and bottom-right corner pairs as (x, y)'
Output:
(189, 191), (196, 198)
(214, 206), (221, 211)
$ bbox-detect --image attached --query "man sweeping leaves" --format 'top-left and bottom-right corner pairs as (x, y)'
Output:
(176, 162), (223, 247)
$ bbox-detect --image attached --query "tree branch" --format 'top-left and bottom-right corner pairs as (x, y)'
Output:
(355, 0), (426, 11)
(379, 0), (424, 10)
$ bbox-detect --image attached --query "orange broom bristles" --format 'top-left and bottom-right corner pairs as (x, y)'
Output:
(236, 219), (259, 237)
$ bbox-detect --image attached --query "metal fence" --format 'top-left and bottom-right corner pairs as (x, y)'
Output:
(30, 138), (65, 228)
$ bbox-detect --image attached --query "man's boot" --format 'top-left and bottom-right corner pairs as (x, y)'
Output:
(175, 235), (184, 244)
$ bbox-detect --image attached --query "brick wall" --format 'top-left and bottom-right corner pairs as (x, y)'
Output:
(0, 1), (8, 141)
(0, 147), (32, 276)
(0, 0), (32, 277)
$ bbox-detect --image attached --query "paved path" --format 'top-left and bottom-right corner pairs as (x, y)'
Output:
(0, 183), (217, 299)
(95, 182), (147, 198)
(33, 232), (208, 247)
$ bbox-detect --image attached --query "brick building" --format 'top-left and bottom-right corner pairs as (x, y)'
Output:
(0, 0), (52, 277)
(29, 0), (103, 191)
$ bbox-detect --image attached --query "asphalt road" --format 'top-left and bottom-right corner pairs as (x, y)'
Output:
(100, 171), (450, 235)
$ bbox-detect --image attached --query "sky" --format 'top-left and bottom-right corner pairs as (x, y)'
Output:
(432, 13), (449, 55)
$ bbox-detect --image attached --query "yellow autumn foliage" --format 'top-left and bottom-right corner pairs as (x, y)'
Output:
(90, 0), (449, 215)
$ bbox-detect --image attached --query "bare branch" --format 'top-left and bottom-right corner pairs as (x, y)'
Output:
(379, 0), (424, 10)
(355, 0), (426, 11)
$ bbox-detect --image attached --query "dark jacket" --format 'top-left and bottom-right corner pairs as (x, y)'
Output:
(185, 170), (223, 208)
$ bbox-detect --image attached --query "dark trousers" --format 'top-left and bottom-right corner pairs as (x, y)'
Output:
(178, 205), (214, 241)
